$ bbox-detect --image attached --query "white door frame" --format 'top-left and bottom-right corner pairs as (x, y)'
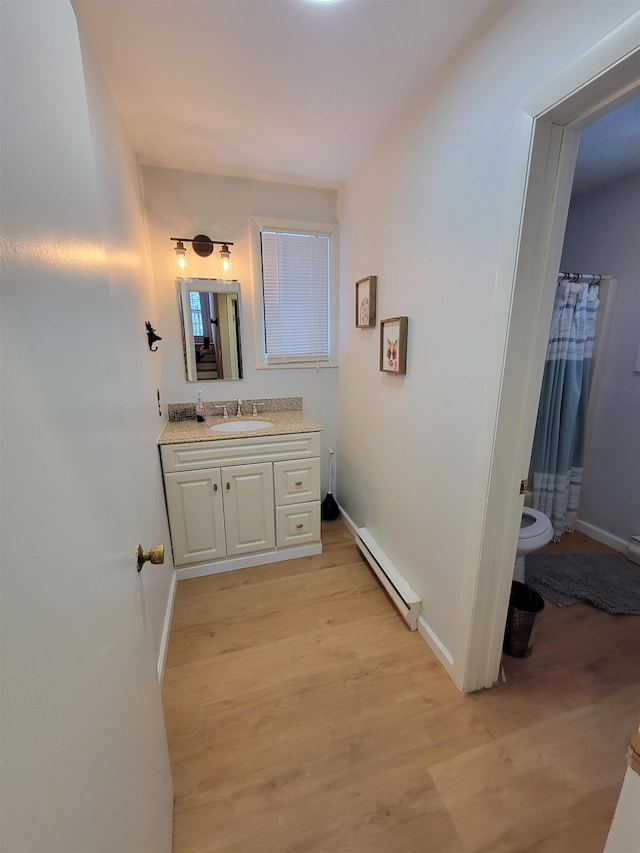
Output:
(454, 13), (640, 693)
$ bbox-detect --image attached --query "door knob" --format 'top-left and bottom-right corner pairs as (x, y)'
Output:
(137, 543), (165, 572)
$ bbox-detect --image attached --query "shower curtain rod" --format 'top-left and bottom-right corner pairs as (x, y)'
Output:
(558, 271), (611, 285)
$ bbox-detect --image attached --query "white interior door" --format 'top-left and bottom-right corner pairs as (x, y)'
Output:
(0, 4), (173, 851)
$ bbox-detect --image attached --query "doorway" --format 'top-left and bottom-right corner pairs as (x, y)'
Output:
(455, 19), (640, 694)
(551, 97), (640, 553)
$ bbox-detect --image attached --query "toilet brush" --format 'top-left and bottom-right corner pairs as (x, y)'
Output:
(321, 448), (339, 520)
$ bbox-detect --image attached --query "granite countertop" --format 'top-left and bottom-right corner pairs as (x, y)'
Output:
(158, 409), (323, 445)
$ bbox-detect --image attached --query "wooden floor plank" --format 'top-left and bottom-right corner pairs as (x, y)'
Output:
(429, 683), (640, 853)
(163, 520), (640, 851)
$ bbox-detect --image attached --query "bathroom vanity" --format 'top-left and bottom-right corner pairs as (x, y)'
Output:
(159, 407), (322, 577)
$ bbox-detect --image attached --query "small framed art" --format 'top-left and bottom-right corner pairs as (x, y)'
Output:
(355, 275), (377, 328)
(380, 316), (408, 374)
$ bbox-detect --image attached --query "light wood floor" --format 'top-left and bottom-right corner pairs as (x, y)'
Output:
(162, 520), (640, 852)
(540, 528), (618, 554)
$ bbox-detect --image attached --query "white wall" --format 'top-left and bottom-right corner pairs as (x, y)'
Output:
(142, 166), (339, 489)
(561, 171), (640, 543)
(337, 1), (640, 661)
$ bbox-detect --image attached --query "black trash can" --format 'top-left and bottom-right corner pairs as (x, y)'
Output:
(503, 581), (544, 658)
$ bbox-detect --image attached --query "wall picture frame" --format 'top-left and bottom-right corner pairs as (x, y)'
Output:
(380, 316), (408, 374)
(355, 275), (377, 328)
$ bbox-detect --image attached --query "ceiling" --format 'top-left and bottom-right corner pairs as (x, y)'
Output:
(572, 95), (640, 197)
(72, 0), (500, 187)
(73, 0), (640, 192)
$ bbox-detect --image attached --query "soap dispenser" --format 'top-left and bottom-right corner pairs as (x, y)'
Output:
(196, 390), (205, 423)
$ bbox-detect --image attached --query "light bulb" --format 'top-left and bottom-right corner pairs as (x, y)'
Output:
(218, 244), (233, 281)
(175, 240), (187, 272)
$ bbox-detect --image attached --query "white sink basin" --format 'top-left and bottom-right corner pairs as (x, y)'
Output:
(210, 419), (274, 433)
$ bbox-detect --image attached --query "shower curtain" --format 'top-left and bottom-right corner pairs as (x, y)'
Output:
(531, 277), (600, 540)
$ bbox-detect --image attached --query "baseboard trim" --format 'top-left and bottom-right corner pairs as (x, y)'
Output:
(575, 519), (627, 554)
(337, 503), (454, 674)
(157, 569), (177, 685)
(337, 504), (358, 538)
(174, 542), (323, 581)
(418, 616), (454, 675)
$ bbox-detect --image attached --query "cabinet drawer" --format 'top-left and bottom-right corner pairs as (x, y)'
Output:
(276, 502), (320, 547)
(273, 459), (320, 506)
(161, 432), (321, 473)
(274, 457), (320, 506)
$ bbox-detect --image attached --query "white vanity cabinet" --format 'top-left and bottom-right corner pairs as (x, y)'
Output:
(161, 431), (321, 571)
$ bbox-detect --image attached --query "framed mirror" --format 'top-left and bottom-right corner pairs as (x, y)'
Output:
(178, 278), (243, 381)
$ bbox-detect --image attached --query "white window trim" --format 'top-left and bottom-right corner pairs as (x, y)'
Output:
(249, 215), (339, 370)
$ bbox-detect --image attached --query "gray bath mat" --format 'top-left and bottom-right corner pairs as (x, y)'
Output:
(525, 552), (640, 614)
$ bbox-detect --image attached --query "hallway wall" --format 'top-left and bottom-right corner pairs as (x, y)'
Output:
(561, 170), (640, 544)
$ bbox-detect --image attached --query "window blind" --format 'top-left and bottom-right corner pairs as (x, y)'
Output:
(260, 229), (330, 361)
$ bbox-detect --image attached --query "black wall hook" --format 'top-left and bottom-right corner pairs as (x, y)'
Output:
(145, 321), (162, 352)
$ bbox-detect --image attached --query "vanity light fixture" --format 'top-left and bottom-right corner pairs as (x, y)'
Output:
(170, 234), (235, 278)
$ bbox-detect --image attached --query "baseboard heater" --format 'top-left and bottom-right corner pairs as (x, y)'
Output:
(355, 527), (421, 630)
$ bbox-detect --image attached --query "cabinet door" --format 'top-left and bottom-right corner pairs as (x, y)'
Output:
(222, 462), (275, 556)
(165, 469), (226, 566)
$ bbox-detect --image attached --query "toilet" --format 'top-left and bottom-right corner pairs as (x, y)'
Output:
(513, 507), (553, 582)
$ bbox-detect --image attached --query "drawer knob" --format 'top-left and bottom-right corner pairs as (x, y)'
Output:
(295, 481), (303, 486)
(296, 523), (304, 529)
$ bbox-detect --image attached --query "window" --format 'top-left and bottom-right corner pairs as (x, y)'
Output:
(250, 217), (338, 368)
(189, 291), (204, 338)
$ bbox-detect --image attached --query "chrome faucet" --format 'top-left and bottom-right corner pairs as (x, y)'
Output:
(236, 398), (243, 417)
